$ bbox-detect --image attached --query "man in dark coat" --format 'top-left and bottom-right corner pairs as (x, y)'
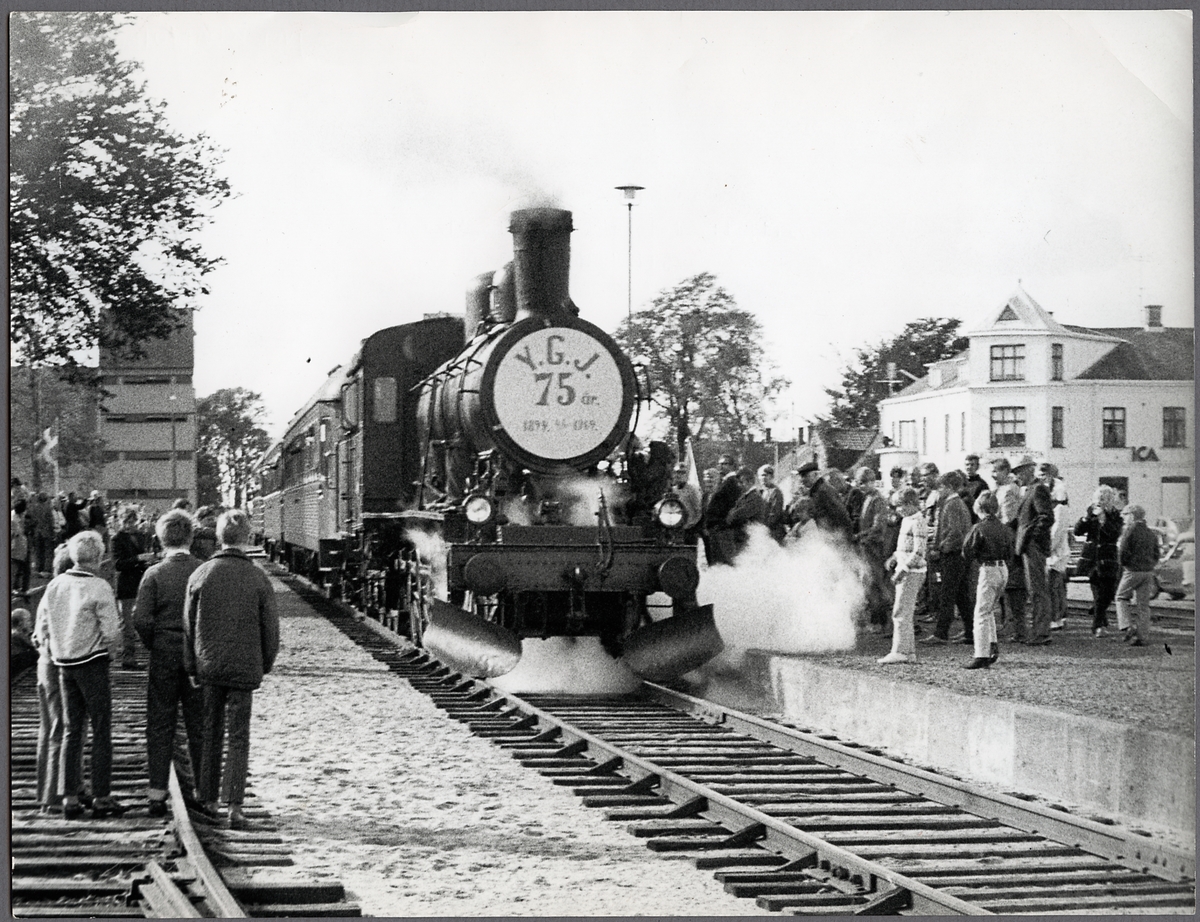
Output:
(798, 461), (853, 541)
(713, 467), (768, 561)
(184, 509), (279, 830)
(959, 454), (990, 523)
(1012, 456), (1055, 645)
(134, 510), (205, 816)
(920, 471), (974, 646)
(701, 455), (741, 565)
(111, 508), (153, 669)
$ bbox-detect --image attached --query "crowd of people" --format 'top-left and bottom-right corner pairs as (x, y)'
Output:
(10, 483), (278, 829)
(690, 452), (1162, 670)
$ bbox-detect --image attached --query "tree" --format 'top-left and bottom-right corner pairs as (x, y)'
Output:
(824, 318), (969, 428)
(196, 389), (271, 508)
(615, 273), (788, 455)
(10, 12), (230, 379)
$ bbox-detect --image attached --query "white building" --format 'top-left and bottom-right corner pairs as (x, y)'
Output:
(877, 292), (1194, 525)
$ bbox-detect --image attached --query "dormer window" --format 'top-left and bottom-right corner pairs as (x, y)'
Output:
(989, 345), (1025, 381)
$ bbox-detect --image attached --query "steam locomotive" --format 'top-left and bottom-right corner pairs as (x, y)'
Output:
(253, 207), (720, 679)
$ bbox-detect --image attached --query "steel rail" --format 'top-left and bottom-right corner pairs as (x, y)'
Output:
(479, 686), (991, 916)
(136, 860), (203, 918)
(644, 682), (1196, 882)
(167, 768), (248, 918)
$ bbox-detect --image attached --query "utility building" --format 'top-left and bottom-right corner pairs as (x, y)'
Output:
(98, 310), (197, 509)
(877, 292), (1194, 524)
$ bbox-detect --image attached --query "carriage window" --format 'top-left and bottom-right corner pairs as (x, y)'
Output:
(373, 376), (397, 424)
(342, 379), (361, 429)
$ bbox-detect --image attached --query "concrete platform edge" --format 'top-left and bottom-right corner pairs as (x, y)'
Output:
(742, 652), (1195, 835)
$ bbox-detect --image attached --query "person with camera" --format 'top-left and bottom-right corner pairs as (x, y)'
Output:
(1074, 486), (1124, 637)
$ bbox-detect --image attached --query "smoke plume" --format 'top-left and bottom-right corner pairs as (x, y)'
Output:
(699, 524), (866, 664)
(492, 637), (643, 695)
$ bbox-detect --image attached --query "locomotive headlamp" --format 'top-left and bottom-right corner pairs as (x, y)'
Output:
(464, 494), (495, 525)
(655, 496), (687, 529)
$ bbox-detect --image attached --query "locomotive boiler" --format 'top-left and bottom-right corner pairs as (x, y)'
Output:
(257, 206), (722, 681)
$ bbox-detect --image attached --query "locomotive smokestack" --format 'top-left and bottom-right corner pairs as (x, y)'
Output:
(509, 208), (578, 320)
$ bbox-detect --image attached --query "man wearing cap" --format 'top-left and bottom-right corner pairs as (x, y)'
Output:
(1012, 456), (1055, 645)
(1039, 462), (1071, 631)
(797, 461), (852, 540)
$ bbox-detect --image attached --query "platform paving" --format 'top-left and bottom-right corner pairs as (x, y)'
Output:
(680, 604), (1195, 839)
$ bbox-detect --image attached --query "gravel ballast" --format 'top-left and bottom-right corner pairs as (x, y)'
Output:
(247, 578), (774, 917)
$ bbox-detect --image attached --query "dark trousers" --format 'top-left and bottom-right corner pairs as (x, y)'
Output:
(33, 535), (53, 574)
(1022, 544), (1052, 641)
(60, 658), (113, 800)
(1089, 573), (1119, 629)
(933, 553), (974, 640)
(146, 639), (204, 792)
(11, 556), (30, 594)
(199, 685), (254, 806)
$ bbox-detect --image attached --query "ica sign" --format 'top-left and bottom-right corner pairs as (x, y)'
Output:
(1131, 446), (1160, 462)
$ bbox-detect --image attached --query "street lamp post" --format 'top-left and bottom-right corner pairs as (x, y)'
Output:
(168, 394), (178, 495)
(615, 185), (644, 322)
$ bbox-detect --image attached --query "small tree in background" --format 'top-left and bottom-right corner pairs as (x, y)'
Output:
(824, 318), (969, 428)
(196, 388), (271, 508)
(615, 272), (788, 456)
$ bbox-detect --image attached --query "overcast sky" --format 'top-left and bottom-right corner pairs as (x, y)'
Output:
(112, 10), (1193, 439)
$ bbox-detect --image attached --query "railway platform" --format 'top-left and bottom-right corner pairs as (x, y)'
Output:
(680, 595), (1195, 841)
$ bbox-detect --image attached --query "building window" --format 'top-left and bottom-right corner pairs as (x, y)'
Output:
(1164, 407), (1187, 448)
(1102, 407), (1126, 448)
(990, 345), (1025, 381)
(1051, 344), (1064, 381)
(898, 420), (916, 449)
(944, 414), (950, 452)
(1051, 406), (1064, 448)
(990, 407), (1026, 448)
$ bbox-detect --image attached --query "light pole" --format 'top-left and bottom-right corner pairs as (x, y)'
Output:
(168, 393), (178, 495)
(615, 185), (643, 322)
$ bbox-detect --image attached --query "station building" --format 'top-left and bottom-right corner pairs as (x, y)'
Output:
(98, 309), (197, 508)
(876, 292), (1195, 525)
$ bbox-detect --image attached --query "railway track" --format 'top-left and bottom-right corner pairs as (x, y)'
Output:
(9, 655), (361, 918)
(294, 576), (1195, 916)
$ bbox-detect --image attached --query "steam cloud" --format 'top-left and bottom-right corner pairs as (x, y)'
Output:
(699, 524), (866, 665)
(492, 637), (643, 695)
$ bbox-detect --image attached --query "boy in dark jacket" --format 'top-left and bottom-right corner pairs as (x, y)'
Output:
(1114, 505), (1161, 647)
(135, 509), (205, 817)
(184, 509), (279, 830)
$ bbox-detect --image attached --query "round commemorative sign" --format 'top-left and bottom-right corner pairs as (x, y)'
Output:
(491, 323), (628, 462)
